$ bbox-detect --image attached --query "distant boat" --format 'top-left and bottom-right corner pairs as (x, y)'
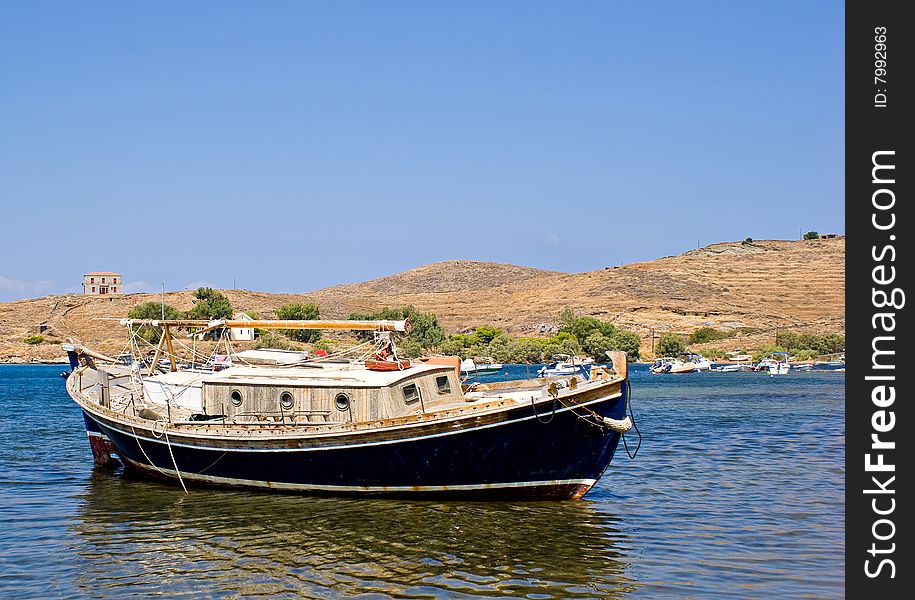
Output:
(460, 357), (503, 375)
(725, 351), (754, 363)
(538, 354), (591, 378)
(755, 352), (790, 375)
(650, 357), (697, 374)
(680, 353), (712, 371)
(714, 364), (752, 372)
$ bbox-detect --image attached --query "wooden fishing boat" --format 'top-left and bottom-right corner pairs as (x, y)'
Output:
(64, 318), (637, 500)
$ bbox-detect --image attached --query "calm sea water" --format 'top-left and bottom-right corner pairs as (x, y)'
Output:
(0, 364), (844, 598)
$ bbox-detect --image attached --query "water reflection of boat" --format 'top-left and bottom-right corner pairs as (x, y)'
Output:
(65, 319), (635, 500)
(72, 470), (635, 597)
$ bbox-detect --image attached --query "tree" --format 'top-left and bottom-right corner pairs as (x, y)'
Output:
(348, 306), (446, 350)
(583, 332), (613, 360)
(656, 333), (686, 357)
(474, 326), (503, 344)
(275, 303), (322, 342)
(186, 287), (233, 320)
(609, 330), (641, 361)
(507, 338), (548, 363)
(803, 231), (820, 240)
(128, 301), (185, 342)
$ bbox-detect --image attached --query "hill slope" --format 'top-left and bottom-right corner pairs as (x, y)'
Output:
(0, 238), (844, 362)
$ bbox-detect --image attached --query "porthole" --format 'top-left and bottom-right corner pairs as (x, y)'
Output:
(230, 389), (243, 406)
(435, 375), (451, 395)
(280, 391), (294, 410)
(335, 393), (350, 411)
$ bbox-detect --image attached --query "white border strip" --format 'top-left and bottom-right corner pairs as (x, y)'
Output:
(127, 459), (596, 493)
(95, 391), (623, 454)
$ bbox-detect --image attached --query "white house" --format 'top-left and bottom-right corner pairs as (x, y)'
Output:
(230, 312), (256, 341)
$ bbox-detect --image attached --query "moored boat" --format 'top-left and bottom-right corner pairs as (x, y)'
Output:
(754, 352), (790, 375)
(537, 354), (592, 378)
(64, 318), (637, 500)
(459, 357), (503, 375)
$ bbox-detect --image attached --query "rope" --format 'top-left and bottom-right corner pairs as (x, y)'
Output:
(163, 426), (189, 495)
(531, 394), (557, 423)
(621, 382), (642, 460)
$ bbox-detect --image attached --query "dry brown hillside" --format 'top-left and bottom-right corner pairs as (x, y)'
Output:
(0, 238), (844, 362)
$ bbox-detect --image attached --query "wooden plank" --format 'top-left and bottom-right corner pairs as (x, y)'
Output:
(164, 326), (177, 372)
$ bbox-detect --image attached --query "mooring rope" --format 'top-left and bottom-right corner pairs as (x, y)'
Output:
(620, 383), (642, 460)
(163, 425), (189, 495)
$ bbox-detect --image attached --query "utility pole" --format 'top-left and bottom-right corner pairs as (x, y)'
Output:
(161, 283), (165, 320)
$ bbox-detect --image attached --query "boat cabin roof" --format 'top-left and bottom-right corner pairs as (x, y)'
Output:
(146, 361), (453, 389)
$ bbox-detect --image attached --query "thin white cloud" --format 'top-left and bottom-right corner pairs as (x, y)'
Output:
(0, 275), (54, 295)
(185, 281), (215, 290)
(544, 233), (560, 245)
(124, 280), (159, 294)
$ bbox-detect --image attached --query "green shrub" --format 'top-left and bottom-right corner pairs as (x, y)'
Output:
(656, 333), (687, 357)
(253, 331), (299, 350)
(23, 335), (44, 345)
(276, 303), (321, 342)
(688, 327), (732, 345)
(793, 349), (818, 361)
(474, 326), (503, 344)
(776, 331), (845, 355)
(803, 231), (819, 240)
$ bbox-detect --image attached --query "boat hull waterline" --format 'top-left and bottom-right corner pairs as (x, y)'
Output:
(77, 383), (629, 500)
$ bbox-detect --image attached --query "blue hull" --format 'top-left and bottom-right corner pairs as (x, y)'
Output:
(83, 383), (629, 499)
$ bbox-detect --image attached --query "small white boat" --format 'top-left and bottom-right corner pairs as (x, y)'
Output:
(650, 357), (697, 374)
(755, 352), (790, 375)
(715, 364), (752, 372)
(680, 353), (712, 371)
(725, 351), (754, 363)
(538, 354), (590, 378)
(460, 357), (503, 375)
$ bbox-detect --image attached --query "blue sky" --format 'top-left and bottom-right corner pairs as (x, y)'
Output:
(0, 1), (844, 301)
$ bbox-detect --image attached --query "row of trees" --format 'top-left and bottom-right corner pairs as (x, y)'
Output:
(431, 309), (641, 363)
(656, 327), (846, 361)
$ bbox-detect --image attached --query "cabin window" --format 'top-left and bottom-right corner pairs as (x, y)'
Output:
(402, 383), (420, 404)
(435, 375), (451, 395)
(230, 389), (243, 406)
(334, 393), (350, 411)
(279, 391), (294, 410)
